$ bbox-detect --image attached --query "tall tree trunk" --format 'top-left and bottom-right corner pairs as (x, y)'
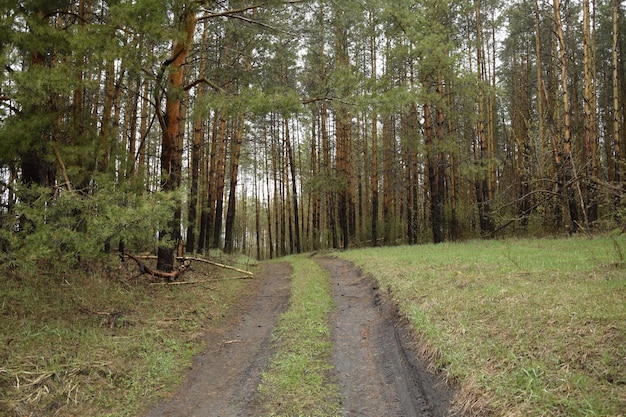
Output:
(321, 103), (338, 249)
(369, 13), (379, 247)
(224, 116), (243, 253)
(98, 60), (116, 173)
(382, 115), (394, 244)
(553, 0), (582, 233)
(371, 110), (379, 247)
(212, 116), (227, 249)
(186, 23), (209, 254)
(284, 117), (301, 253)
(474, 0), (494, 235)
(424, 102), (444, 243)
(311, 108), (321, 250)
(264, 129), (275, 258)
(198, 111), (218, 254)
(612, 0), (622, 187)
(186, 114), (203, 253)
(435, 77), (447, 241)
(156, 6), (196, 272)
(582, 0), (598, 225)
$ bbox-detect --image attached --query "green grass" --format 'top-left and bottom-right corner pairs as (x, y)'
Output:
(258, 256), (341, 417)
(0, 255), (249, 417)
(340, 235), (626, 417)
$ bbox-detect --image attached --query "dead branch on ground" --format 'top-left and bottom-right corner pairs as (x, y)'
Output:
(123, 253), (190, 281)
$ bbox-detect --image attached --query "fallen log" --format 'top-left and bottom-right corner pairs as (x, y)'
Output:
(124, 253), (189, 281)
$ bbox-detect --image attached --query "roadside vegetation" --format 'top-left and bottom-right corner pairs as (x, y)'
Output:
(340, 234), (626, 417)
(258, 256), (341, 417)
(0, 253), (253, 417)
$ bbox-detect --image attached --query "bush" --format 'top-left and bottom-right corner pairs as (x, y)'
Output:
(0, 178), (177, 274)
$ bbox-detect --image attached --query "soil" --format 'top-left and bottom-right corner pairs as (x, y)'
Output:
(141, 257), (456, 417)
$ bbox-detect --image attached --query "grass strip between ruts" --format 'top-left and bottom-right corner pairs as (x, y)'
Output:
(340, 235), (626, 417)
(257, 256), (342, 417)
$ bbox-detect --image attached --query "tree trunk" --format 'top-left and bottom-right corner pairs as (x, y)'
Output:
(212, 116), (227, 250)
(284, 117), (301, 253)
(224, 116), (243, 253)
(582, 0), (598, 225)
(186, 23), (209, 254)
(424, 102), (443, 244)
(382, 115), (394, 244)
(553, 0), (582, 233)
(612, 0), (621, 186)
(157, 7), (196, 272)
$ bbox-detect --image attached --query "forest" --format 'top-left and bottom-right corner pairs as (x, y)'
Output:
(0, 0), (625, 272)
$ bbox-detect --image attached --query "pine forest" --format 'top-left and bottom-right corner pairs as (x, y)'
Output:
(1, 0), (625, 270)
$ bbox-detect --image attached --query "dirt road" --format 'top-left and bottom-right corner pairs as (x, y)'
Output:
(142, 258), (455, 417)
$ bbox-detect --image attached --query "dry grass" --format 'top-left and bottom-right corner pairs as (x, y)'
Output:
(340, 235), (626, 417)
(0, 254), (252, 417)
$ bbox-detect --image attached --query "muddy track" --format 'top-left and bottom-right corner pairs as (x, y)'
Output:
(141, 258), (455, 417)
(318, 257), (455, 417)
(142, 262), (292, 417)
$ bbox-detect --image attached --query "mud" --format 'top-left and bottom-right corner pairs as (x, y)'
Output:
(142, 262), (292, 417)
(142, 258), (456, 417)
(318, 257), (455, 417)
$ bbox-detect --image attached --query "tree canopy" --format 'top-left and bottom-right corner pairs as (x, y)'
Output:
(1, 0), (625, 269)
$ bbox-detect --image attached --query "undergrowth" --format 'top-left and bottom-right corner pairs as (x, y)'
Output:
(0, 253), (250, 417)
(340, 234), (626, 417)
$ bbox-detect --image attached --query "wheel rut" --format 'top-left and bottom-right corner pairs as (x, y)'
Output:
(141, 258), (456, 417)
(317, 256), (455, 417)
(141, 262), (292, 417)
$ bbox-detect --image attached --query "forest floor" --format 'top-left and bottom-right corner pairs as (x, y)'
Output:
(141, 257), (456, 417)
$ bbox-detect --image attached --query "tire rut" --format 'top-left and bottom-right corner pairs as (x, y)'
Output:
(141, 262), (292, 417)
(317, 256), (455, 417)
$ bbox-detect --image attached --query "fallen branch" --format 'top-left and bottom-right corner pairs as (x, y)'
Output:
(181, 257), (254, 276)
(208, 275), (255, 281)
(123, 253), (252, 278)
(149, 280), (216, 288)
(223, 339), (244, 345)
(124, 253), (189, 281)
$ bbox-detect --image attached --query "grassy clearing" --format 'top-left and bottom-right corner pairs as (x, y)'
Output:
(0, 253), (253, 417)
(340, 235), (626, 417)
(258, 256), (341, 417)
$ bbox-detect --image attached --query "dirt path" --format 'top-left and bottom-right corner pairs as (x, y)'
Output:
(318, 257), (455, 417)
(142, 262), (292, 417)
(142, 258), (455, 417)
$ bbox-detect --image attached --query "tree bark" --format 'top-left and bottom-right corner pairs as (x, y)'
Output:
(224, 117), (243, 253)
(157, 6), (196, 272)
(284, 117), (302, 253)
